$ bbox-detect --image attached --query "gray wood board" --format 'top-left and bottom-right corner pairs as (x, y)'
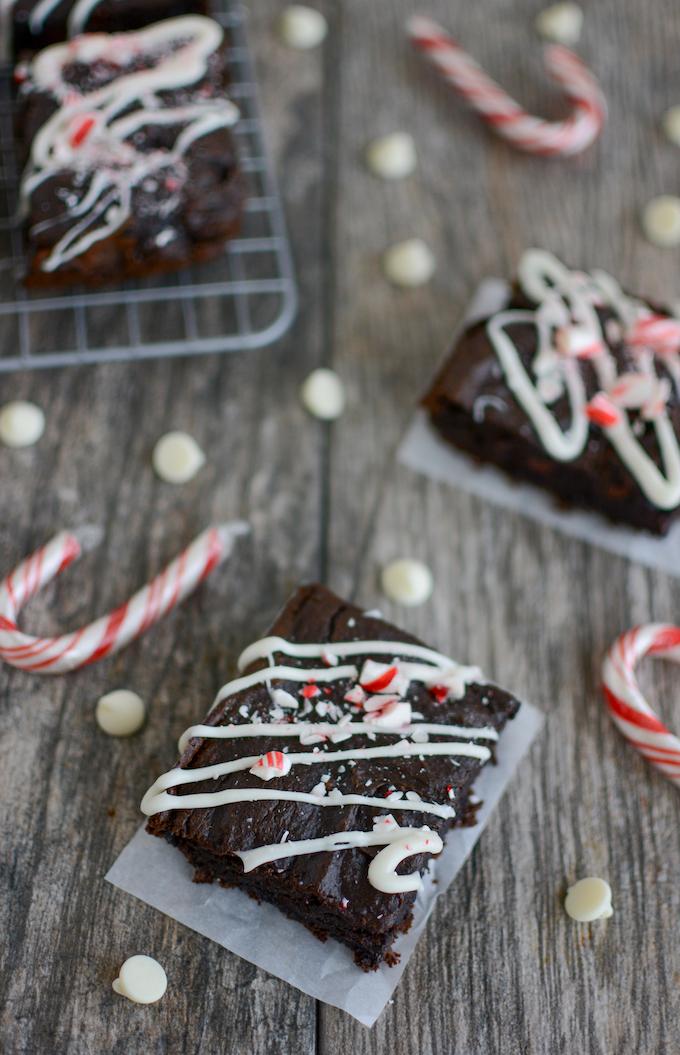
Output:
(2, 1), (680, 1052)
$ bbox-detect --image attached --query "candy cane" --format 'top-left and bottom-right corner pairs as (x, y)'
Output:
(0, 521), (248, 674)
(407, 14), (606, 157)
(602, 624), (680, 788)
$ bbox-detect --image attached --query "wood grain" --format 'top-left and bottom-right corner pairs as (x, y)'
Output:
(2, 0), (680, 1052)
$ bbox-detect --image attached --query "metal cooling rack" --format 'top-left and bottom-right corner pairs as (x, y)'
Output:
(0, 2), (297, 372)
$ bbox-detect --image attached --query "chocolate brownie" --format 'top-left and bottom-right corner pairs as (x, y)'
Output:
(423, 249), (680, 535)
(1, 0), (209, 59)
(143, 583), (521, 970)
(15, 16), (245, 288)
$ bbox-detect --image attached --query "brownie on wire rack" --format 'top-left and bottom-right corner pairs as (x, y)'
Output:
(143, 583), (521, 970)
(2, 0), (209, 59)
(15, 15), (246, 288)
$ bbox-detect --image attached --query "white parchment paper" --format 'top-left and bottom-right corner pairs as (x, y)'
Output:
(399, 280), (680, 576)
(106, 701), (543, 1027)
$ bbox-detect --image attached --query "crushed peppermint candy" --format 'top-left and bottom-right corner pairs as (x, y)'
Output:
(301, 684), (321, 699)
(359, 660), (410, 695)
(372, 813), (399, 831)
(249, 751), (292, 781)
(585, 393), (622, 428)
(606, 372), (672, 421)
(299, 728), (328, 745)
(310, 782), (327, 797)
(344, 685), (367, 706)
(364, 693), (402, 712)
(365, 699), (412, 728)
(271, 688), (299, 710)
(555, 324), (604, 360)
(321, 648), (339, 667)
(69, 114), (97, 148)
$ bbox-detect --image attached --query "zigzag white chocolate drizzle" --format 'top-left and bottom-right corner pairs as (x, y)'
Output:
(487, 249), (680, 509)
(18, 16), (238, 273)
(142, 633), (496, 893)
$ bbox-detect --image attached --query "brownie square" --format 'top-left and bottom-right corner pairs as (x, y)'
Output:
(422, 249), (680, 535)
(144, 583), (521, 970)
(2, 0), (210, 59)
(15, 16), (245, 288)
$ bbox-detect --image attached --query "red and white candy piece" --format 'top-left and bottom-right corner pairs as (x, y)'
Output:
(602, 623), (680, 788)
(249, 751), (292, 781)
(555, 324), (604, 360)
(359, 659), (409, 696)
(627, 314), (680, 355)
(0, 522), (247, 675)
(407, 14), (606, 157)
(584, 393), (622, 428)
(344, 684), (367, 706)
(365, 698), (413, 728)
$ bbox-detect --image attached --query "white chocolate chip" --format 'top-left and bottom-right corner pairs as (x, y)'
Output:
(535, 2), (583, 45)
(642, 195), (680, 248)
(381, 558), (434, 607)
(564, 877), (613, 922)
(662, 105), (680, 146)
(279, 5), (328, 49)
(96, 690), (146, 737)
(366, 133), (417, 180)
(152, 431), (205, 484)
(383, 239), (435, 287)
(301, 368), (345, 420)
(112, 955), (167, 1004)
(0, 401), (45, 448)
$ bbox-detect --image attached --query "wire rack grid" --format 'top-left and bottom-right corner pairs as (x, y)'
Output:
(0, 2), (297, 372)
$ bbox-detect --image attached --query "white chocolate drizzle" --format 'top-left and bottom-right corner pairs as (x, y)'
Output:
(486, 249), (680, 509)
(143, 632), (496, 894)
(18, 17), (239, 274)
(238, 821), (444, 895)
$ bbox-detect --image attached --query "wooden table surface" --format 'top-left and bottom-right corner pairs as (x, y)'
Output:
(2, 1), (680, 1052)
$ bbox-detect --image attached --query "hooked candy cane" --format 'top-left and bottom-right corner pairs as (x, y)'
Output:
(602, 623), (680, 789)
(407, 14), (606, 157)
(0, 521), (248, 674)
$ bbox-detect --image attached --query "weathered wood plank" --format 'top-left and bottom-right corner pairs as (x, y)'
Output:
(2, 0), (680, 1051)
(0, 3), (333, 1051)
(323, 0), (680, 1052)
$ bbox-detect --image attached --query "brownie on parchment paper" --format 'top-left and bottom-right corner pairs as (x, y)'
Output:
(144, 583), (521, 970)
(423, 249), (680, 535)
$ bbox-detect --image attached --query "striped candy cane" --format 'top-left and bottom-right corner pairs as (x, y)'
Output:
(407, 14), (606, 157)
(602, 624), (680, 788)
(0, 521), (248, 674)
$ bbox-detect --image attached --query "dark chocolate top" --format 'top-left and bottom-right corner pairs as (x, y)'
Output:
(423, 253), (680, 518)
(5, 0), (209, 59)
(146, 584), (520, 934)
(15, 16), (243, 283)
